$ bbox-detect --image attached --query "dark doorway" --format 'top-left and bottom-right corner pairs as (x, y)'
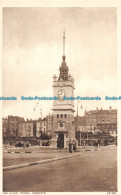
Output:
(57, 133), (64, 148)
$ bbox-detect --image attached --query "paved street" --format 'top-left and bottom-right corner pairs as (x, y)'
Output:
(3, 147), (117, 192)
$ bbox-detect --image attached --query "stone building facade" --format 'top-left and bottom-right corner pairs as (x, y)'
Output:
(96, 107), (117, 136)
(3, 115), (25, 137)
(2, 118), (8, 137)
(41, 118), (47, 134)
(46, 114), (53, 135)
(74, 116), (86, 132)
(19, 121), (33, 137)
(85, 110), (97, 133)
(76, 107), (117, 137)
(36, 115), (53, 137)
(36, 119), (42, 137)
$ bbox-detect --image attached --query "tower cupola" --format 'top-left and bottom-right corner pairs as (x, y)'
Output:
(58, 31), (69, 81)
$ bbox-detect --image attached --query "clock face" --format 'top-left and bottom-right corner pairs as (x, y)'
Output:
(59, 122), (63, 127)
(57, 89), (65, 100)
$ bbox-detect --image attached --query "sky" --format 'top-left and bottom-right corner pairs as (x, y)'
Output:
(2, 7), (117, 119)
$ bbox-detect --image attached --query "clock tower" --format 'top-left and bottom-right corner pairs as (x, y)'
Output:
(51, 32), (75, 148)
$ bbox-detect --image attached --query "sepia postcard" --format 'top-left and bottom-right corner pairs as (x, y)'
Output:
(0, 0), (121, 195)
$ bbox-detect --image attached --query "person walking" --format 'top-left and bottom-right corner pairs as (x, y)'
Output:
(73, 140), (76, 152)
(69, 139), (72, 153)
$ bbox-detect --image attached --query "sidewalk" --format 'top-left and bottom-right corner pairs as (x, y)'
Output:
(3, 152), (82, 171)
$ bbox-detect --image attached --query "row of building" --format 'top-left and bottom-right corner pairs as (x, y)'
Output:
(75, 106), (117, 137)
(2, 106), (117, 138)
(2, 114), (52, 138)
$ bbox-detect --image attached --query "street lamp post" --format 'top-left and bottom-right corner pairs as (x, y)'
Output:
(33, 103), (42, 119)
(33, 102), (43, 137)
(81, 106), (88, 147)
(76, 102), (89, 147)
(76, 102), (79, 144)
(76, 101), (84, 146)
(84, 121), (86, 148)
(87, 129), (88, 140)
(76, 100), (81, 146)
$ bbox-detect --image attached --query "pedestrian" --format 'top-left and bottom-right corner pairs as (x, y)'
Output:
(57, 138), (59, 149)
(69, 139), (72, 153)
(60, 140), (62, 149)
(73, 140), (76, 152)
(84, 140), (85, 147)
(98, 139), (100, 147)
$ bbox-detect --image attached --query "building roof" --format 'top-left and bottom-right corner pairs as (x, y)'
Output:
(86, 109), (117, 115)
(42, 118), (46, 122)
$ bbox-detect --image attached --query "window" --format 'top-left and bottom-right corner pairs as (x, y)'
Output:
(61, 114), (63, 118)
(65, 114), (67, 118)
(57, 114), (59, 118)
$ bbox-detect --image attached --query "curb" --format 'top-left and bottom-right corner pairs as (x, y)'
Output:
(3, 153), (82, 171)
(4, 151), (33, 154)
(4, 146), (116, 154)
(92, 148), (100, 151)
(4, 150), (68, 154)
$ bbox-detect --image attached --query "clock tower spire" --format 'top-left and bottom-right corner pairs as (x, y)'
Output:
(63, 30), (65, 60)
(58, 31), (68, 81)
